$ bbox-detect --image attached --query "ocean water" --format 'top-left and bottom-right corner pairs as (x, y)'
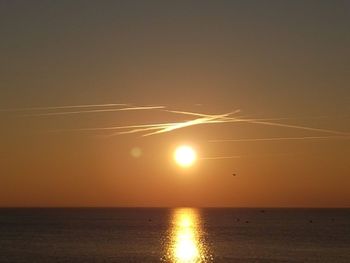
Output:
(0, 208), (349, 262)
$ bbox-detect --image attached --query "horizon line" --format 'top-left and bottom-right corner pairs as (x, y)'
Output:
(0, 206), (349, 209)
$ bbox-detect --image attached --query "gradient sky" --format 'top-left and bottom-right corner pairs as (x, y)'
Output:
(1, 0), (349, 207)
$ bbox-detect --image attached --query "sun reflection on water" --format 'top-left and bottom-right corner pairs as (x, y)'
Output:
(163, 208), (212, 263)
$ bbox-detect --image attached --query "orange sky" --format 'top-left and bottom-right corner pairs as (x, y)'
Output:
(0, 1), (349, 207)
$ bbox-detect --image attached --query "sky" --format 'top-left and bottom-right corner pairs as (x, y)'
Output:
(0, 0), (349, 207)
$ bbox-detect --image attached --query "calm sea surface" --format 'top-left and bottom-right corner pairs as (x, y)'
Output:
(0, 208), (349, 262)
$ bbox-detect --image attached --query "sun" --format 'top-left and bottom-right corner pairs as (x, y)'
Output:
(174, 145), (197, 168)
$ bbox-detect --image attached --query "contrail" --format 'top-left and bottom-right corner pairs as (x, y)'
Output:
(165, 109), (350, 136)
(24, 106), (165, 117)
(118, 118), (242, 136)
(142, 117), (214, 136)
(76, 118), (240, 136)
(142, 111), (241, 136)
(164, 109), (241, 118)
(44, 108), (349, 138)
(105, 126), (163, 137)
(245, 120), (350, 136)
(49, 122), (177, 133)
(48, 110), (241, 136)
(165, 109), (295, 122)
(209, 135), (350, 143)
(0, 103), (128, 112)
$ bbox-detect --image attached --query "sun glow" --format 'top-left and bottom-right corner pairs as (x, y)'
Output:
(174, 145), (197, 167)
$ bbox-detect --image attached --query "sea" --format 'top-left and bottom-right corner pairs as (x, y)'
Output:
(0, 208), (349, 262)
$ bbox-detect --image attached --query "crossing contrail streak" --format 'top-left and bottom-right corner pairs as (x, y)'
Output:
(24, 106), (165, 117)
(245, 120), (350, 136)
(42, 107), (349, 138)
(165, 109), (294, 122)
(142, 111), (241, 136)
(114, 118), (243, 136)
(209, 136), (350, 143)
(106, 126), (163, 137)
(0, 103), (128, 112)
(165, 109), (350, 136)
(49, 122), (177, 133)
(164, 109), (241, 118)
(48, 111), (242, 136)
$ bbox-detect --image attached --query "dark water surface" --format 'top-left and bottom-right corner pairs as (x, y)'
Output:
(0, 208), (349, 262)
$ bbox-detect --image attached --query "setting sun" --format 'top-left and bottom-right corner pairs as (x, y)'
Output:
(174, 145), (197, 168)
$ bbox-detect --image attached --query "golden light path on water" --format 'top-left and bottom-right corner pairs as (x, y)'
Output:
(163, 208), (212, 263)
